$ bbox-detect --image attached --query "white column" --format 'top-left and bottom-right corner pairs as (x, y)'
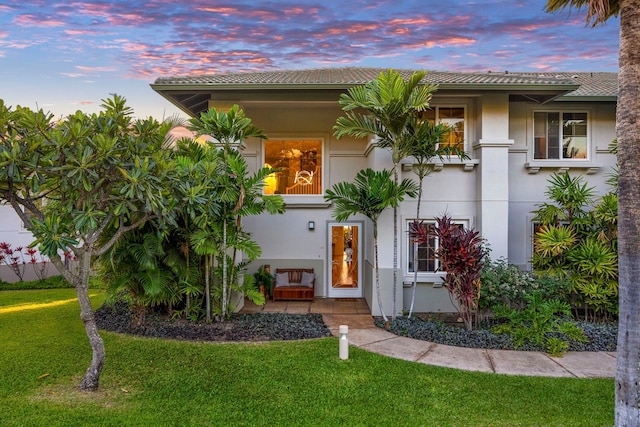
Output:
(475, 94), (513, 260)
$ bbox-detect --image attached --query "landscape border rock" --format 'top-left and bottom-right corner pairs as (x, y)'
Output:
(95, 300), (333, 342)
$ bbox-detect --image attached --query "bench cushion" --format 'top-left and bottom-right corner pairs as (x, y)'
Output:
(276, 272), (290, 287)
(300, 271), (315, 287)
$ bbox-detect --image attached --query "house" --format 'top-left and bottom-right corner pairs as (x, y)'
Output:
(150, 68), (617, 317)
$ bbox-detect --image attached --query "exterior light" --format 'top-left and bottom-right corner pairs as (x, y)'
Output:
(308, 221), (315, 230)
(339, 325), (349, 360)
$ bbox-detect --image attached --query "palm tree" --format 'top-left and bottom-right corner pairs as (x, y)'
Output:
(545, 1), (638, 424)
(405, 117), (469, 317)
(188, 105), (275, 320)
(334, 70), (438, 319)
(325, 168), (419, 322)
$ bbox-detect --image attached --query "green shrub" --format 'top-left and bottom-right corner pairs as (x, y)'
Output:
(0, 275), (73, 290)
(480, 258), (569, 312)
(492, 291), (587, 356)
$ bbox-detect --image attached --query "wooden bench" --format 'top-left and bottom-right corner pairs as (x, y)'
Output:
(272, 268), (315, 301)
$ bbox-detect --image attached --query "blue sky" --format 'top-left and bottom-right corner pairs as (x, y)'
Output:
(0, 0), (619, 119)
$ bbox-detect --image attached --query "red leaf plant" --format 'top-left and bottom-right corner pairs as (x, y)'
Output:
(412, 215), (485, 330)
(0, 243), (50, 282)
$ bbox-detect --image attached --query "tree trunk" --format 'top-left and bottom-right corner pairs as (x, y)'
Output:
(373, 222), (388, 322)
(392, 165), (399, 320)
(56, 252), (105, 391)
(616, 0), (640, 425)
(205, 256), (211, 322)
(409, 179), (425, 318)
(77, 282), (105, 391)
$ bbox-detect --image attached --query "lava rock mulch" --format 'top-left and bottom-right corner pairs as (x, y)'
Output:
(95, 300), (333, 342)
(375, 316), (618, 352)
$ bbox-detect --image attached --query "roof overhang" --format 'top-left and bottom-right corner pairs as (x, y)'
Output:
(151, 68), (609, 117)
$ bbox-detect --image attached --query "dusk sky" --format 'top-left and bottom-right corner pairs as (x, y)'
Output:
(0, 0), (620, 120)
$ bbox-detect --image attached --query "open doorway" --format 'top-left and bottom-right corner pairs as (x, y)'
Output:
(328, 222), (362, 298)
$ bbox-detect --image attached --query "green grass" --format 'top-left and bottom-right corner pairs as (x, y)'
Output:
(0, 289), (614, 426)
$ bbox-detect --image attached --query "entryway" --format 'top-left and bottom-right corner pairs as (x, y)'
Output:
(328, 222), (362, 298)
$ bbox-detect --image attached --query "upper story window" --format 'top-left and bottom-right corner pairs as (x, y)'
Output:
(420, 107), (465, 150)
(534, 112), (588, 160)
(263, 139), (322, 195)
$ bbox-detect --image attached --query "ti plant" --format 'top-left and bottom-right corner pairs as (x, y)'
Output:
(413, 215), (485, 330)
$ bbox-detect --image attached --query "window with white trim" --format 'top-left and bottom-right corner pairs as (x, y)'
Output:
(534, 112), (588, 160)
(263, 139), (322, 195)
(407, 220), (464, 274)
(420, 106), (465, 150)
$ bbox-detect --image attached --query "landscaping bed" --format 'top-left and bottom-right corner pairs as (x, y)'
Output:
(375, 316), (618, 352)
(95, 300), (333, 342)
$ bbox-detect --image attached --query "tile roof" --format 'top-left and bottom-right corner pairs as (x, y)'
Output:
(152, 67), (617, 98)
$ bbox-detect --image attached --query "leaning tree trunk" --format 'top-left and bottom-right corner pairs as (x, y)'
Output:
(616, 0), (640, 425)
(52, 251), (105, 391)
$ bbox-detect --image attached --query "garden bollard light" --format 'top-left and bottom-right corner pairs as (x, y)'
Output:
(339, 325), (349, 360)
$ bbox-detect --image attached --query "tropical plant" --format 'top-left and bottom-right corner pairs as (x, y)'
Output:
(406, 117), (469, 317)
(434, 215), (485, 331)
(253, 265), (274, 297)
(325, 168), (419, 322)
(0, 95), (176, 390)
(100, 132), (282, 322)
(493, 291), (587, 357)
(412, 215), (485, 330)
(188, 106), (284, 321)
(532, 171), (618, 321)
(334, 69), (437, 320)
(0, 242), (27, 281)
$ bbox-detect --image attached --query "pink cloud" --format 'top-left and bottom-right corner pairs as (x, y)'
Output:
(63, 29), (98, 35)
(14, 14), (66, 27)
(75, 65), (118, 73)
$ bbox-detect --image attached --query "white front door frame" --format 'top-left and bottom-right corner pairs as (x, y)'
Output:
(327, 221), (363, 298)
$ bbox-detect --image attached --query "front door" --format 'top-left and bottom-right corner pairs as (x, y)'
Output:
(328, 222), (362, 298)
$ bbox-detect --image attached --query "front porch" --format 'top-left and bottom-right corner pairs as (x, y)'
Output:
(241, 297), (370, 314)
(240, 297), (374, 334)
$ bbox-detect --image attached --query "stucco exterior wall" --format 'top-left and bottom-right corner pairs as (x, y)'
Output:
(507, 100), (617, 269)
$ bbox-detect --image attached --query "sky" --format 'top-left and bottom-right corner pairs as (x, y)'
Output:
(0, 0), (620, 120)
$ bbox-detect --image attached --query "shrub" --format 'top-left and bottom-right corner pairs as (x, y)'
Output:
(492, 291), (587, 356)
(480, 258), (570, 313)
(0, 275), (73, 290)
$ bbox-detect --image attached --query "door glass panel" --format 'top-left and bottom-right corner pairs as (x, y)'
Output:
(331, 225), (358, 289)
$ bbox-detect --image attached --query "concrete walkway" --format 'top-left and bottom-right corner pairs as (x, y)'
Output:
(241, 299), (616, 378)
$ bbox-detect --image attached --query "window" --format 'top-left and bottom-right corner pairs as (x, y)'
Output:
(263, 139), (322, 195)
(534, 112), (587, 160)
(407, 220), (464, 273)
(420, 107), (465, 150)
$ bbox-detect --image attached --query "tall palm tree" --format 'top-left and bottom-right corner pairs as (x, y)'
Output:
(188, 105), (269, 320)
(334, 70), (437, 319)
(545, 1), (638, 424)
(405, 118), (469, 317)
(325, 168), (419, 322)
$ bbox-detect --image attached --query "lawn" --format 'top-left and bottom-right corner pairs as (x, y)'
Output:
(0, 289), (613, 426)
